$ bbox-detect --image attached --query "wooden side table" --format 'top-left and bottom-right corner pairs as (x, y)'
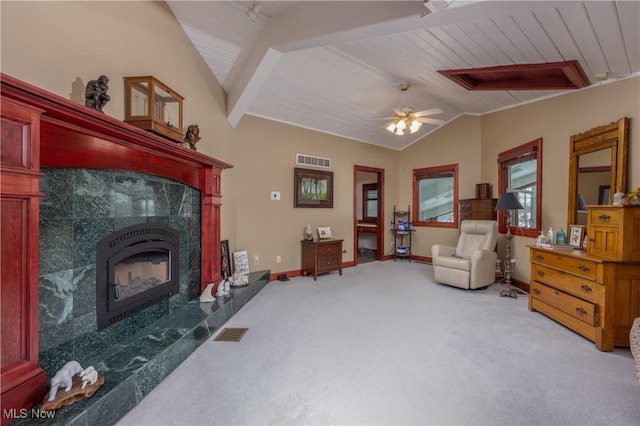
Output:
(301, 239), (343, 280)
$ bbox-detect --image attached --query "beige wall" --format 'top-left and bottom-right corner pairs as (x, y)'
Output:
(0, 0), (399, 275)
(2, 1), (639, 281)
(479, 77), (640, 283)
(399, 115), (483, 257)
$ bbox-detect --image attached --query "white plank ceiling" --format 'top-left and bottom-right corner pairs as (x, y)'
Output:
(167, 0), (640, 150)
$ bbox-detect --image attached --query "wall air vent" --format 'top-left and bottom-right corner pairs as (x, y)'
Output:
(296, 154), (331, 169)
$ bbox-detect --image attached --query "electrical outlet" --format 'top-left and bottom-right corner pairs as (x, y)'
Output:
(276, 255), (281, 263)
(254, 256), (259, 265)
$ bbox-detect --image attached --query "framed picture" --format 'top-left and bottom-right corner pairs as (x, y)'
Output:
(294, 168), (334, 208)
(599, 185), (610, 205)
(233, 250), (250, 275)
(317, 226), (333, 239)
(220, 240), (231, 279)
(569, 225), (585, 248)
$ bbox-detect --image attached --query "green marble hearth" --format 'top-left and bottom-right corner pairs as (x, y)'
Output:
(14, 271), (270, 426)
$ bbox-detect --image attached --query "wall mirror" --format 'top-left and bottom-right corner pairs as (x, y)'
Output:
(567, 117), (629, 227)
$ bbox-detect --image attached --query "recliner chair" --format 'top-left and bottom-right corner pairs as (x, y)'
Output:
(431, 220), (498, 290)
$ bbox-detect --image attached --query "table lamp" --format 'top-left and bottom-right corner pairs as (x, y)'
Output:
(495, 192), (524, 298)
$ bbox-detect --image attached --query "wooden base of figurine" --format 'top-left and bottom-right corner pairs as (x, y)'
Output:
(40, 374), (105, 412)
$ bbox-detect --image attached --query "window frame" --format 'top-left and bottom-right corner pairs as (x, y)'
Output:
(362, 183), (378, 223)
(412, 163), (459, 228)
(497, 138), (542, 238)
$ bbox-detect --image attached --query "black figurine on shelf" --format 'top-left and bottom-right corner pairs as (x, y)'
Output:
(183, 124), (201, 150)
(85, 75), (110, 113)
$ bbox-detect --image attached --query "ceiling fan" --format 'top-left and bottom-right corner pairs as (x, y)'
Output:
(377, 82), (445, 135)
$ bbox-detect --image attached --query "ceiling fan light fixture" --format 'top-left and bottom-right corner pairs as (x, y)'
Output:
(409, 119), (422, 133)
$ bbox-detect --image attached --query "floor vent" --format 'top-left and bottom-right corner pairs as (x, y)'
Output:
(296, 154), (331, 169)
(213, 327), (248, 342)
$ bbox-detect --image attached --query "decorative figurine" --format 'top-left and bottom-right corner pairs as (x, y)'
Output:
(85, 75), (110, 113)
(304, 224), (314, 241)
(183, 124), (201, 150)
(199, 282), (216, 303)
(48, 360), (83, 401)
(230, 270), (249, 287)
(80, 366), (98, 389)
(216, 282), (229, 297)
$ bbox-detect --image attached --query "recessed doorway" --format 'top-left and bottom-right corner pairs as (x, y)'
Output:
(354, 165), (384, 264)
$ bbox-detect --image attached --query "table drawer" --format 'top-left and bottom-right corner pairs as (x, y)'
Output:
(531, 250), (597, 281)
(589, 208), (622, 227)
(531, 281), (598, 326)
(531, 264), (603, 304)
(317, 244), (340, 257)
(318, 256), (340, 272)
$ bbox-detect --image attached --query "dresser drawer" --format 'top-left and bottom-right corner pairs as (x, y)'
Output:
(531, 250), (597, 281)
(531, 281), (597, 326)
(531, 264), (603, 304)
(589, 208), (622, 227)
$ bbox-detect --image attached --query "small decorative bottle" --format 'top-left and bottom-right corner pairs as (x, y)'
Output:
(613, 188), (624, 205)
(547, 227), (554, 244)
(555, 228), (566, 245)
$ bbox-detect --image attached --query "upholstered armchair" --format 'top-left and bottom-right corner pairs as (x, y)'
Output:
(431, 220), (498, 290)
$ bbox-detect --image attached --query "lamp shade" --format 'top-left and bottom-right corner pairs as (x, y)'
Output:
(496, 192), (523, 211)
(577, 192), (588, 211)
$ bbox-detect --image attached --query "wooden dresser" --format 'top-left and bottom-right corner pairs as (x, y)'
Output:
(459, 198), (497, 222)
(529, 205), (640, 351)
(301, 239), (343, 280)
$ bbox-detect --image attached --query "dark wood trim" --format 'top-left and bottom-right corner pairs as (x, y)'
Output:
(438, 60), (589, 91)
(579, 166), (611, 173)
(498, 138), (542, 238)
(412, 163), (458, 228)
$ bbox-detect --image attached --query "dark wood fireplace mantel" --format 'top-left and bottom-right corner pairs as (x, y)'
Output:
(0, 73), (232, 420)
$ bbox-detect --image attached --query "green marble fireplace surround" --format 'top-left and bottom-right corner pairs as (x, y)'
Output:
(38, 168), (203, 374)
(34, 168), (270, 425)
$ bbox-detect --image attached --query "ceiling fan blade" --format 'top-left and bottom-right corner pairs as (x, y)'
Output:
(413, 108), (443, 117)
(393, 108), (410, 116)
(415, 117), (445, 125)
(366, 116), (395, 121)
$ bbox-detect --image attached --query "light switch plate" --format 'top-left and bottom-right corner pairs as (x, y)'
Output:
(271, 191), (280, 200)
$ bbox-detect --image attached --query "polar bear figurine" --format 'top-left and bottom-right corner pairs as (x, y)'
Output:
(48, 360), (83, 401)
(80, 366), (98, 389)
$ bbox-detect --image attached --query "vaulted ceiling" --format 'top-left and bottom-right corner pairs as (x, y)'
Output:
(167, 1), (640, 150)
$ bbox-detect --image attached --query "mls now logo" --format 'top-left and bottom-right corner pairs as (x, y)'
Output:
(3, 408), (56, 420)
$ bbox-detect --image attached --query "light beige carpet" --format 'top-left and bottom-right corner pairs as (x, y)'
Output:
(118, 260), (639, 425)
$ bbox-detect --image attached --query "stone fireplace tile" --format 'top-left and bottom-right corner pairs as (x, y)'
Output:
(72, 217), (115, 268)
(39, 270), (74, 332)
(73, 169), (115, 218)
(40, 168), (73, 219)
(39, 218), (73, 274)
(146, 179), (171, 217)
(72, 265), (96, 318)
(169, 183), (188, 216)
